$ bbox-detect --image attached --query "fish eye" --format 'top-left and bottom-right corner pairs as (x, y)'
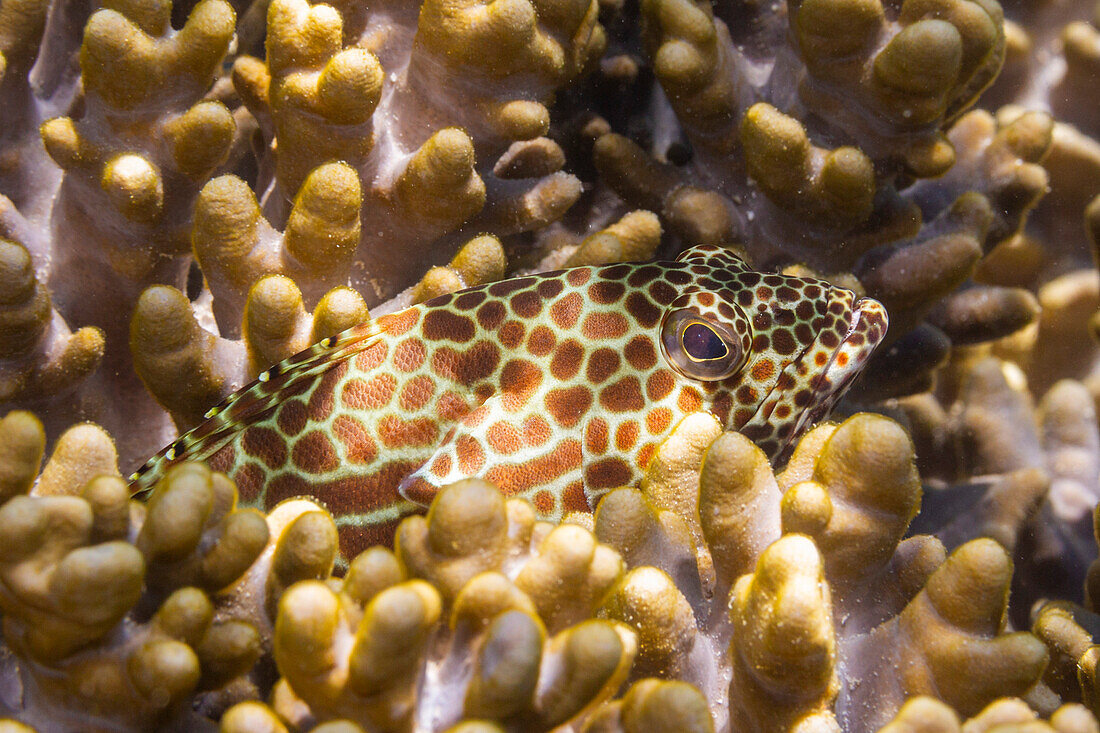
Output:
(661, 308), (749, 381)
(682, 323), (729, 361)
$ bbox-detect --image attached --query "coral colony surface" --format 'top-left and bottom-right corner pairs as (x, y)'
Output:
(0, 0), (1099, 725)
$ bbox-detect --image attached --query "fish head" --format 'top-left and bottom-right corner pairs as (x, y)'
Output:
(659, 246), (888, 463)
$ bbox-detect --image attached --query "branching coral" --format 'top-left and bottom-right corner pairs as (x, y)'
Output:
(0, 0), (1095, 467)
(0, 0), (606, 463)
(0, 412), (267, 729)
(0, 0), (1098, 724)
(0, 406), (1082, 731)
(584, 0), (1097, 403)
(227, 0), (601, 299)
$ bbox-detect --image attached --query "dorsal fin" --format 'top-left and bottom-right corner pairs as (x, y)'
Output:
(128, 320), (383, 495)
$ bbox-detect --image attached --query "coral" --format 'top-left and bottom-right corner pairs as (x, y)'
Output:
(0, 237), (104, 402)
(0, 411), (267, 730)
(0, 0), (1099, 723)
(880, 697), (1100, 733)
(225, 0), (600, 302)
(0, 0), (240, 458)
(0, 407), (1081, 730)
(0, 0), (1095, 488)
(584, 0), (1097, 404)
(0, 0), (603, 463)
(891, 349), (1100, 621)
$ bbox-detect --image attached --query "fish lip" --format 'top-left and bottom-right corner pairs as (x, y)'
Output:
(775, 295), (889, 459)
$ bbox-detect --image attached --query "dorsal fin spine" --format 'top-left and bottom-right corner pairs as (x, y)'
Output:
(129, 321), (383, 495)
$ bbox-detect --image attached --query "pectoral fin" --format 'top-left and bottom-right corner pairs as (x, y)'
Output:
(397, 395), (507, 506)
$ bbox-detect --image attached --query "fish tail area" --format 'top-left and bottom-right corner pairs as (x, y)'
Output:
(128, 321), (385, 497)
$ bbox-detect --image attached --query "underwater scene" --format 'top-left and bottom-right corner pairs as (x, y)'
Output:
(0, 0), (1099, 727)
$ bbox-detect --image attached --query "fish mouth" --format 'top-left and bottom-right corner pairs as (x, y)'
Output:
(781, 295), (889, 454)
(734, 293), (889, 464)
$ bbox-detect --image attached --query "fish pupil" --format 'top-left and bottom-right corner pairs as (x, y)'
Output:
(683, 323), (728, 361)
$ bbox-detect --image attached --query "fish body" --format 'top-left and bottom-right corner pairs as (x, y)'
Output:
(130, 245), (887, 557)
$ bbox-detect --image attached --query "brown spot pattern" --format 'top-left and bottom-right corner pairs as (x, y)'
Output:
(399, 375), (435, 411)
(645, 407), (673, 434)
(476, 301), (506, 330)
(378, 416), (438, 448)
(585, 458), (632, 490)
(677, 386), (703, 412)
(485, 439), (582, 494)
(601, 377), (645, 412)
(393, 339), (428, 372)
(500, 359), (543, 411)
(208, 443), (235, 474)
(455, 291), (487, 310)
(713, 393), (732, 425)
(339, 520), (402, 562)
(472, 387), (494, 410)
(522, 415), (551, 446)
(242, 426), (287, 469)
(354, 340), (388, 370)
(566, 269), (591, 286)
(589, 281), (625, 304)
(510, 290), (542, 318)
(615, 421), (639, 451)
(308, 362), (344, 419)
(292, 460), (416, 515)
(549, 293), (583, 329)
(582, 312), (629, 339)
(233, 462), (263, 503)
(624, 336), (657, 370)
(537, 279), (564, 299)
(332, 415), (378, 464)
(751, 359), (776, 381)
(422, 311), (475, 342)
(379, 309), (419, 336)
(772, 329), (797, 355)
(534, 491), (554, 514)
(342, 374), (397, 410)
(646, 370), (676, 401)
(628, 265), (660, 287)
(499, 321), (525, 349)
(649, 281), (677, 305)
(585, 417), (609, 454)
(487, 421), (523, 454)
(563, 480), (589, 512)
(431, 342), (500, 385)
(437, 391), (470, 421)
(636, 442), (658, 470)
(527, 325), (556, 356)
(545, 386), (593, 427)
(276, 400), (308, 436)
(292, 431), (339, 473)
(489, 277), (535, 296)
(624, 292), (661, 328)
(457, 435), (486, 474)
(586, 348), (620, 384)
(400, 475), (440, 507)
(550, 339), (584, 380)
(431, 453), (452, 477)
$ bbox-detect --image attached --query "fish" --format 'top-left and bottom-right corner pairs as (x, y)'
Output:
(129, 244), (888, 559)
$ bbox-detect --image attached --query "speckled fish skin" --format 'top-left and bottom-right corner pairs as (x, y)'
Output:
(130, 245), (888, 558)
